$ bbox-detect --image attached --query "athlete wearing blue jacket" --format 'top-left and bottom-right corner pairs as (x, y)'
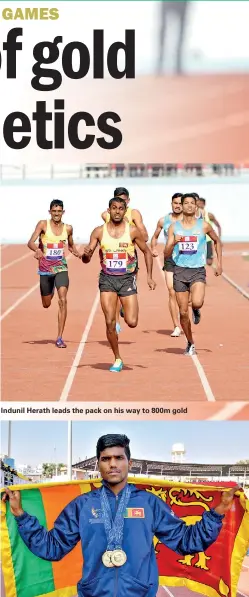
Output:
(3, 434), (238, 597)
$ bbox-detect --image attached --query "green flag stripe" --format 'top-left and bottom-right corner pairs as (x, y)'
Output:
(7, 489), (55, 597)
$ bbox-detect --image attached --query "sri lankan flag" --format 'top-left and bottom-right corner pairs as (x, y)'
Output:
(1, 478), (248, 597)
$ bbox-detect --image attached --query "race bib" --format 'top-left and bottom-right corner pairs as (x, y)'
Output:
(106, 252), (127, 274)
(45, 242), (64, 260)
(179, 236), (198, 255)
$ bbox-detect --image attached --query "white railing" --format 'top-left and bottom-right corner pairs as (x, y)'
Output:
(1, 163), (249, 181)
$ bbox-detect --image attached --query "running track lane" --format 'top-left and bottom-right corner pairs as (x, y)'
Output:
(63, 248), (249, 402)
(1, 245), (249, 405)
(221, 243), (249, 297)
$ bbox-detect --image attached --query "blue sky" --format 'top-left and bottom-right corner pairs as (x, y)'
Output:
(1, 421), (248, 466)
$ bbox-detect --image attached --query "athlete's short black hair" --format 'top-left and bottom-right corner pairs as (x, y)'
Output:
(114, 187), (129, 198)
(96, 434), (131, 460)
(181, 193), (198, 204)
(109, 197), (126, 209)
(172, 193), (183, 200)
(50, 199), (64, 210)
(190, 192), (199, 200)
(198, 197), (206, 204)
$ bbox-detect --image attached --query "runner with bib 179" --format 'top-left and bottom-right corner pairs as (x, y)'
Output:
(82, 197), (156, 372)
(164, 193), (222, 355)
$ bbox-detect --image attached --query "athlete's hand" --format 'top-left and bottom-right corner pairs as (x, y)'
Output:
(151, 249), (159, 257)
(2, 488), (24, 517)
(147, 277), (156, 290)
(214, 485), (241, 515)
(174, 234), (183, 245)
(34, 249), (43, 260)
(82, 246), (93, 264)
(214, 265), (222, 276)
(69, 247), (81, 258)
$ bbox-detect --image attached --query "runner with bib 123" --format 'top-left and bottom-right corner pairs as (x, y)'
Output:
(164, 193), (222, 355)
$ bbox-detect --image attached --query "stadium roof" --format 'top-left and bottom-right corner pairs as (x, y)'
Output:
(72, 457), (249, 477)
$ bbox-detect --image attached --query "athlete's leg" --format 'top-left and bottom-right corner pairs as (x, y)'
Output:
(175, 291), (193, 345)
(120, 270), (139, 320)
(165, 271), (180, 331)
(116, 301), (121, 334)
(190, 282), (206, 309)
(119, 294), (139, 328)
(190, 281), (206, 325)
(57, 286), (68, 341)
(55, 272), (69, 347)
(100, 292), (121, 361)
(40, 275), (55, 308)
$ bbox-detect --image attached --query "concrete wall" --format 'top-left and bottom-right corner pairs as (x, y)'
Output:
(1, 176), (249, 243)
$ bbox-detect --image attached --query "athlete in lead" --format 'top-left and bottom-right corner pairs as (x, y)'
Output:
(82, 196), (156, 372)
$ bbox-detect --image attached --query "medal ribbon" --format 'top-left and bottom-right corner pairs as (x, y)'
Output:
(100, 485), (131, 550)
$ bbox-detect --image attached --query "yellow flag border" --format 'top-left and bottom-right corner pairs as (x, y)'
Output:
(0, 500), (17, 597)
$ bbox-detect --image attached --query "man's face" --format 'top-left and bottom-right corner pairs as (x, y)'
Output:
(108, 201), (127, 223)
(49, 205), (64, 223)
(182, 197), (197, 216)
(196, 199), (205, 211)
(172, 197), (183, 214)
(116, 194), (129, 205)
(98, 446), (130, 485)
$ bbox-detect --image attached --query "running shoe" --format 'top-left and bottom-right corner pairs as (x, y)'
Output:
(116, 322), (121, 334)
(184, 342), (196, 356)
(171, 326), (181, 337)
(110, 359), (123, 372)
(192, 308), (201, 325)
(56, 337), (67, 348)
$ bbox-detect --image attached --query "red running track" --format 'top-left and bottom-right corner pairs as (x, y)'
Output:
(1, 243), (249, 413)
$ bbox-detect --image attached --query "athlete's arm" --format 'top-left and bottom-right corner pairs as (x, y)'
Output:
(101, 210), (108, 223)
(208, 212), (222, 238)
(27, 220), (46, 259)
(132, 227), (156, 290)
(153, 486), (239, 555)
(82, 226), (101, 264)
(204, 223), (222, 276)
(131, 209), (149, 242)
(151, 217), (164, 256)
(164, 224), (182, 258)
(67, 225), (81, 258)
(2, 488), (81, 561)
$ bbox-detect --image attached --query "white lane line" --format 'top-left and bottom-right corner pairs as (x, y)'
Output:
(156, 256), (216, 402)
(238, 592), (249, 597)
(0, 250), (79, 322)
(242, 564), (249, 569)
(59, 291), (100, 402)
(221, 273), (249, 300)
(207, 403), (246, 420)
(190, 354), (215, 402)
(162, 587), (177, 597)
(1, 252), (31, 271)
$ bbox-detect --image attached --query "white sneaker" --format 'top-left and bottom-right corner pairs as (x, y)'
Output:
(171, 326), (181, 337)
(184, 342), (196, 355)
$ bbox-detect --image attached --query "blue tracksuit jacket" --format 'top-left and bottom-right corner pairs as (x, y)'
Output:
(15, 483), (224, 597)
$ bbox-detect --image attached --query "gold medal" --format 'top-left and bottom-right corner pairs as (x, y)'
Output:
(102, 551), (115, 568)
(111, 549), (127, 567)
